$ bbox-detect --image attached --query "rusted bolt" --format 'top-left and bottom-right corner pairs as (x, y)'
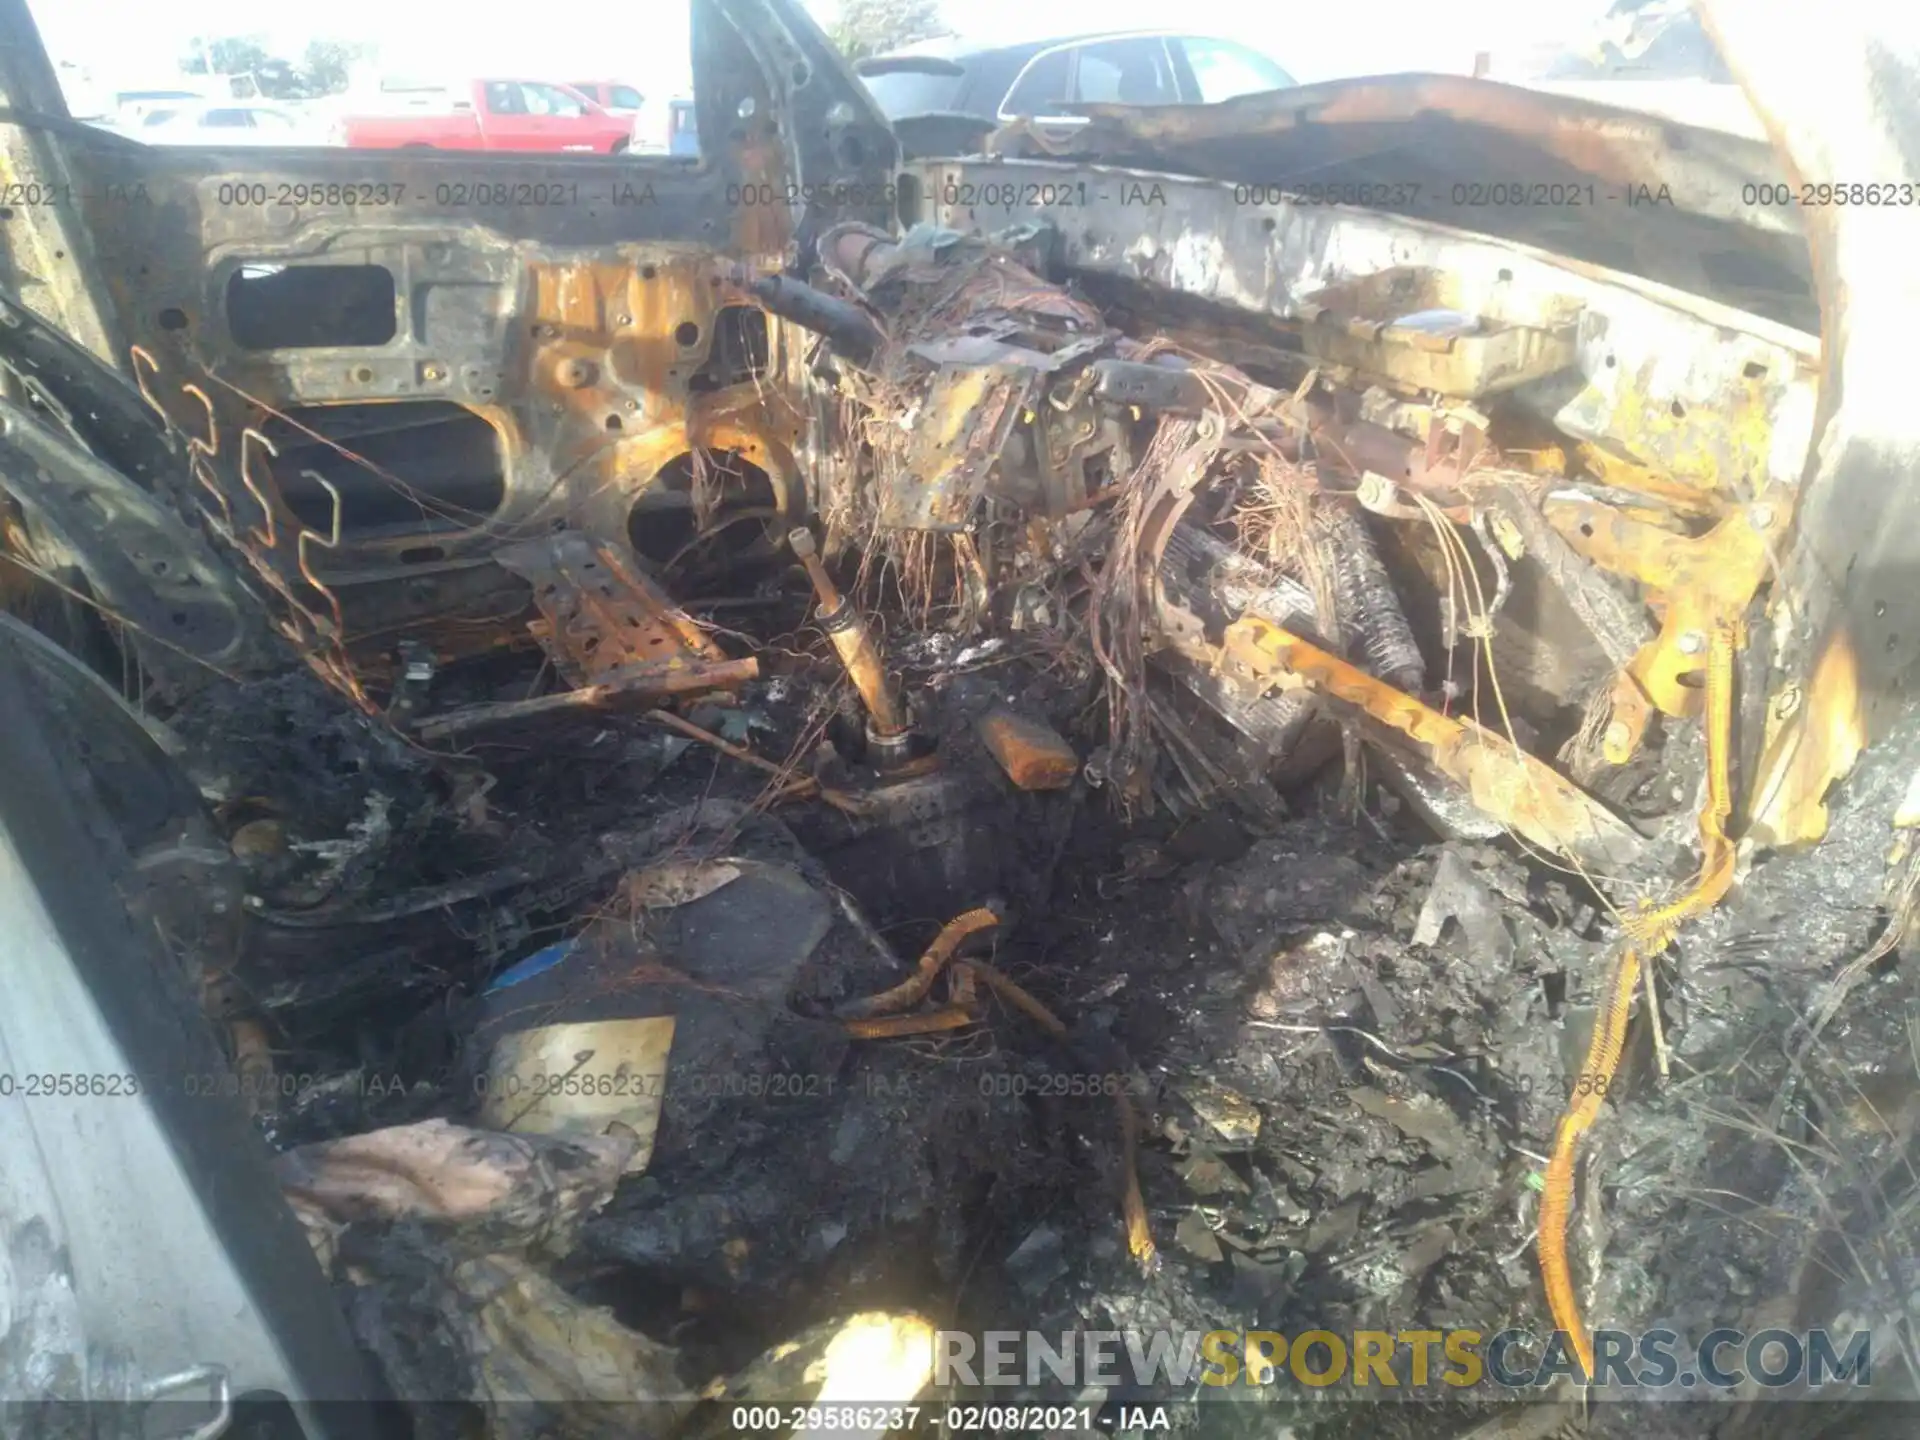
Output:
(613, 313), (631, 327)
(1604, 719), (1632, 751)
(1677, 630), (1707, 655)
(1750, 503), (1776, 530)
(556, 357), (594, 388)
(421, 363), (446, 382)
(624, 398), (640, 412)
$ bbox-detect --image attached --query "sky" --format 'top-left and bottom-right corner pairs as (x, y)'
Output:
(31, 0), (1603, 107)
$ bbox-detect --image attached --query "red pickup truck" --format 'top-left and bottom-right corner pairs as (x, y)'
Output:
(335, 80), (634, 154)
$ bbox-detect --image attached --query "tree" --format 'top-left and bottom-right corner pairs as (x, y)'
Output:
(177, 35), (374, 99)
(250, 59), (305, 101)
(826, 0), (948, 64)
(300, 39), (377, 97)
(180, 35), (274, 77)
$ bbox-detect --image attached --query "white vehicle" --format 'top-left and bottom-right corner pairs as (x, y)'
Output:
(107, 87), (207, 129)
(107, 74), (263, 122)
(129, 101), (331, 147)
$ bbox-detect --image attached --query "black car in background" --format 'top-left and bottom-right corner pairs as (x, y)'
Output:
(856, 30), (1294, 154)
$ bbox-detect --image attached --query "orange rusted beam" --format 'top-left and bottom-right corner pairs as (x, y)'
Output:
(1545, 489), (1785, 721)
(1221, 615), (1643, 871)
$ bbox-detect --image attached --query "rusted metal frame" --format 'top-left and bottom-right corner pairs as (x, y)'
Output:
(1219, 614), (1645, 872)
(916, 158), (1818, 497)
(496, 534), (751, 707)
(61, 68), (822, 594)
(697, 0), (900, 232)
(140, 357), (368, 705)
(890, 362), (1039, 531)
(0, 0), (886, 683)
(1544, 486), (1787, 730)
(1742, 628), (1864, 850)
(1704, 1), (1919, 751)
(1526, 0), (1920, 1378)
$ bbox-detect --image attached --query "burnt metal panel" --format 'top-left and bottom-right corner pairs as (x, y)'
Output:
(1706, 0), (1920, 734)
(0, 0), (897, 678)
(0, 394), (270, 685)
(977, 71), (1814, 329)
(914, 157), (1819, 499)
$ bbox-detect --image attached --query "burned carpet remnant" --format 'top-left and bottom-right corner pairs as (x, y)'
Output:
(7, 0), (1920, 1435)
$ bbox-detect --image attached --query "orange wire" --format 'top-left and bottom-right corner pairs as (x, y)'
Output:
(1538, 625), (1740, 1380)
(1538, 943), (1643, 1380)
(842, 1007), (977, 1039)
(837, 907), (999, 1019)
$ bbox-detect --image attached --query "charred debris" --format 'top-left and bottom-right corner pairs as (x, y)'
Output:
(4, 20), (1918, 1437)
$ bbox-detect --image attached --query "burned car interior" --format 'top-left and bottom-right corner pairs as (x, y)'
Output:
(3, 0), (1920, 1435)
